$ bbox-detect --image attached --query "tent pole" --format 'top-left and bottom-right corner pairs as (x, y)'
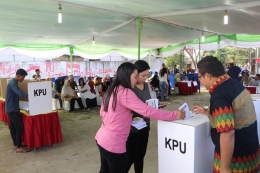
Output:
(148, 50), (151, 68)
(138, 17), (142, 60)
(256, 47), (259, 75)
(218, 35), (221, 60)
(70, 47), (73, 74)
(199, 39), (201, 61)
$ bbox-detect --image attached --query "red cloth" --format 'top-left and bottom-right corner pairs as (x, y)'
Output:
(178, 82), (198, 95)
(21, 111), (63, 149)
(0, 99), (9, 124)
(245, 86), (257, 94)
(0, 99), (62, 149)
(88, 81), (96, 94)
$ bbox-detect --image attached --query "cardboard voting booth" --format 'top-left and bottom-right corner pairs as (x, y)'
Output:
(0, 78), (12, 98)
(158, 113), (214, 173)
(18, 80), (38, 101)
(18, 80), (52, 115)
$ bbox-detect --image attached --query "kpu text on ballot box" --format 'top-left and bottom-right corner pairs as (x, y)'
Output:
(18, 80), (52, 115)
(158, 113), (214, 173)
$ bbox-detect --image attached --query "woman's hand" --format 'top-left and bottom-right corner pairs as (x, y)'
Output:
(191, 106), (208, 115)
(176, 110), (186, 120)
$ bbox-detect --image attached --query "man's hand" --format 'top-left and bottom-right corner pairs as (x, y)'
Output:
(191, 106), (208, 115)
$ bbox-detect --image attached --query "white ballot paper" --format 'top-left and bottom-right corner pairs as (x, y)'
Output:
(187, 81), (192, 87)
(179, 102), (192, 119)
(19, 101), (29, 112)
(193, 81), (198, 86)
(131, 117), (147, 130)
(145, 99), (159, 109)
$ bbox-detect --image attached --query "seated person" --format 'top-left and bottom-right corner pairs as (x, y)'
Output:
(106, 74), (112, 86)
(55, 78), (64, 110)
(99, 77), (109, 97)
(78, 78), (97, 110)
(68, 75), (78, 91)
(174, 73), (181, 87)
(61, 80), (85, 113)
(240, 72), (252, 86)
(249, 74), (260, 86)
(87, 77), (96, 94)
(150, 74), (160, 92)
(180, 72), (188, 81)
(94, 76), (101, 87)
(227, 63), (241, 81)
(185, 64), (193, 74)
(32, 69), (41, 81)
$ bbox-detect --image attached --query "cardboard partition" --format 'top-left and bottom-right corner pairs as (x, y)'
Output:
(18, 80), (38, 101)
(0, 78), (12, 99)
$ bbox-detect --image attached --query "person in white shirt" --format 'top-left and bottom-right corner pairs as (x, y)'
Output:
(78, 77), (97, 110)
(249, 74), (260, 86)
(159, 68), (169, 100)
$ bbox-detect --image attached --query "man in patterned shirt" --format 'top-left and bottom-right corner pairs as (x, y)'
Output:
(192, 56), (260, 173)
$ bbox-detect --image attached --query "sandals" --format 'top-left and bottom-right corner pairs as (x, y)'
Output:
(16, 148), (32, 153)
(13, 144), (28, 150)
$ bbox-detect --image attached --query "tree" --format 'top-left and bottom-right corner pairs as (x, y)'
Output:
(164, 52), (188, 72)
(204, 47), (254, 67)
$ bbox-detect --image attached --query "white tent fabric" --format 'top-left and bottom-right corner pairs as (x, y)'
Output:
(0, 47), (8, 53)
(1, 0), (260, 59)
(186, 41), (228, 51)
(10, 47), (70, 59)
(73, 49), (114, 60)
(116, 51), (149, 60)
(221, 37), (260, 49)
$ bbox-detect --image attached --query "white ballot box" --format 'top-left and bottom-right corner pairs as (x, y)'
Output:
(27, 81), (52, 115)
(158, 112), (214, 173)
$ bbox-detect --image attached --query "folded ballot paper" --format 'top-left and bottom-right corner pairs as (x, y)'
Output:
(131, 117), (147, 130)
(145, 99), (159, 109)
(179, 102), (192, 119)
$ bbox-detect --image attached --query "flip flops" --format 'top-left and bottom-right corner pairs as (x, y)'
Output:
(13, 144), (28, 150)
(16, 148), (32, 153)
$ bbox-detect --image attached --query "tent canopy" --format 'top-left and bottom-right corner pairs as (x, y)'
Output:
(0, 0), (260, 58)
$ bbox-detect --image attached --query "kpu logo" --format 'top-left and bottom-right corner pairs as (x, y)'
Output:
(34, 89), (47, 96)
(165, 137), (186, 154)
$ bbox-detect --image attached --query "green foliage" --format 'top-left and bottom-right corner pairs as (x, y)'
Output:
(204, 47), (254, 66)
(164, 53), (181, 68)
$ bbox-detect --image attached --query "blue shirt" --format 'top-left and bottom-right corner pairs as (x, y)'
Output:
(5, 78), (28, 113)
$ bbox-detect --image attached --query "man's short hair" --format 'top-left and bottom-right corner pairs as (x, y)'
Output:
(16, 69), (28, 76)
(256, 74), (260, 78)
(35, 69), (40, 72)
(197, 56), (225, 77)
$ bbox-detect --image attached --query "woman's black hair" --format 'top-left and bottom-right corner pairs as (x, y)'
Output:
(152, 74), (159, 81)
(134, 60), (150, 73)
(160, 68), (167, 77)
(103, 62), (137, 112)
(78, 77), (85, 86)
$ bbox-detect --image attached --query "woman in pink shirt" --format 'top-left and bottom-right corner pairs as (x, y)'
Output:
(95, 62), (185, 173)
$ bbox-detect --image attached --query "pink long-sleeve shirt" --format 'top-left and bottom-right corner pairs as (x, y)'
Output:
(95, 86), (178, 153)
